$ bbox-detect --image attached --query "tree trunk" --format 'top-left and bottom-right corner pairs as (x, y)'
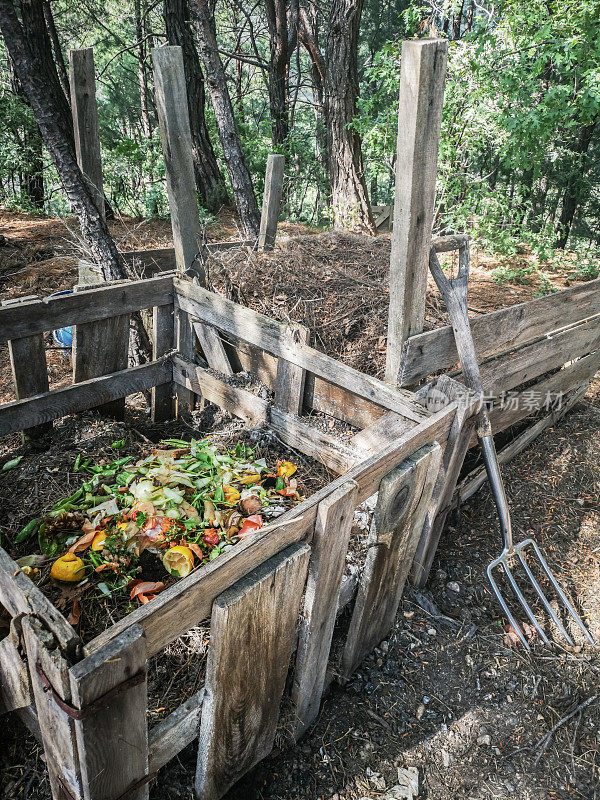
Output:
(0, 0), (151, 359)
(42, 0), (69, 104)
(164, 0), (229, 212)
(264, 0), (298, 148)
(191, 0), (260, 237)
(555, 121), (598, 249)
(452, 0), (465, 39)
(324, 0), (374, 232)
(134, 0), (153, 141)
(298, 7), (327, 178)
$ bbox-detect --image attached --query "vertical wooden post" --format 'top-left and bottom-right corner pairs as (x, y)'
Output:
(151, 303), (175, 422)
(69, 625), (149, 800)
(385, 39), (448, 385)
(70, 47), (104, 220)
(258, 154), (285, 250)
(274, 323), (310, 415)
(151, 45), (202, 282)
(70, 47), (105, 287)
(292, 481), (358, 738)
(341, 443), (442, 679)
(195, 543), (310, 800)
(3, 295), (52, 440)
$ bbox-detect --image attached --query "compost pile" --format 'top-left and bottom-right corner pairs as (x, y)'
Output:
(16, 437), (302, 616)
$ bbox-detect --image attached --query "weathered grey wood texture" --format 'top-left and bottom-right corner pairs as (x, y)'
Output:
(148, 688), (205, 773)
(342, 444), (441, 678)
(399, 277), (600, 385)
(152, 303), (175, 422)
(69, 625), (148, 800)
(69, 48), (104, 219)
(258, 153), (285, 249)
(195, 543), (310, 800)
(292, 481), (358, 737)
(385, 39), (448, 384)
(152, 46), (202, 281)
(275, 323), (310, 414)
(3, 296), (52, 439)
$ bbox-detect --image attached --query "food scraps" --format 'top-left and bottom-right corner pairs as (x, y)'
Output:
(18, 438), (302, 613)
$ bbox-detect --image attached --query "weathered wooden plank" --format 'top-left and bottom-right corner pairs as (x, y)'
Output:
(69, 625), (148, 800)
(173, 356), (269, 424)
(3, 296), (52, 439)
(0, 623), (32, 714)
(351, 411), (416, 454)
(122, 248), (177, 275)
(193, 321), (234, 376)
(22, 616), (83, 800)
(148, 688), (205, 773)
(0, 275), (173, 344)
(269, 406), (358, 475)
(481, 350), (600, 442)
(174, 277), (428, 422)
(410, 376), (477, 588)
(73, 289), (130, 419)
(152, 46), (203, 282)
(195, 543), (310, 800)
(152, 304), (175, 422)
(457, 382), (588, 506)
(0, 548), (81, 655)
(461, 315), (600, 396)
(258, 154), (285, 250)
(275, 323), (310, 415)
(400, 278), (600, 385)
(85, 514), (312, 658)
(292, 481), (358, 738)
(342, 444), (441, 678)
(385, 39), (448, 384)
(0, 358), (171, 437)
(69, 48), (104, 219)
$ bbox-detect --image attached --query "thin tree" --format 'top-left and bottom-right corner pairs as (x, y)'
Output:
(191, 0), (260, 237)
(164, 0), (229, 211)
(264, 0), (298, 148)
(0, 0), (151, 358)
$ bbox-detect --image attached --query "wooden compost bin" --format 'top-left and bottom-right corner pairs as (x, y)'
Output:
(0, 273), (472, 800)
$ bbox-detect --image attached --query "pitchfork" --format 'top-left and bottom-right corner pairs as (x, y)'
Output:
(428, 235), (595, 650)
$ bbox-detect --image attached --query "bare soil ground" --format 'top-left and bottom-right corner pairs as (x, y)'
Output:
(1, 212), (599, 800)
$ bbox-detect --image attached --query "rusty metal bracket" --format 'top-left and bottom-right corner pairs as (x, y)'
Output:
(36, 662), (145, 720)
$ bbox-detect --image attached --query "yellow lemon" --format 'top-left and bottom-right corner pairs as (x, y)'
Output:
(91, 531), (106, 551)
(50, 553), (85, 582)
(162, 545), (195, 578)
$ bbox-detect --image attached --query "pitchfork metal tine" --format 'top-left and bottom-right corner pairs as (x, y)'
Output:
(501, 561), (551, 645)
(486, 564), (529, 650)
(523, 539), (595, 645)
(515, 545), (575, 646)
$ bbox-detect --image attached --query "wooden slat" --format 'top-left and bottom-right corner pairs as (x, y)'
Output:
(195, 543), (310, 800)
(69, 48), (104, 219)
(69, 625), (148, 800)
(0, 625), (32, 714)
(0, 358), (171, 438)
(174, 277), (428, 422)
(152, 45), (203, 282)
(0, 275), (173, 344)
(258, 154), (285, 250)
(148, 688), (204, 773)
(73, 291), (130, 419)
(481, 351), (600, 442)
(457, 383), (589, 505)
(385, 39), (448, 383)
(342, 444), (441, 678)
(462, 316), (600, 396)
(292, 481), (358, 738)
(351, 411), (416, 454)
(151, 304), (175, 422)
(275, 323), (310, 415)
(85, 399), (458, 660)
(410, 376), (477, 587)
(22, 616), (83, 800)
(193, 321), (234, 376)
(3, 296), (52, 439)
(400, 278), (600, 385)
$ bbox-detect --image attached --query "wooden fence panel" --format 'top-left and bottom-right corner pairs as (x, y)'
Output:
(195, 543), (310, 800)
